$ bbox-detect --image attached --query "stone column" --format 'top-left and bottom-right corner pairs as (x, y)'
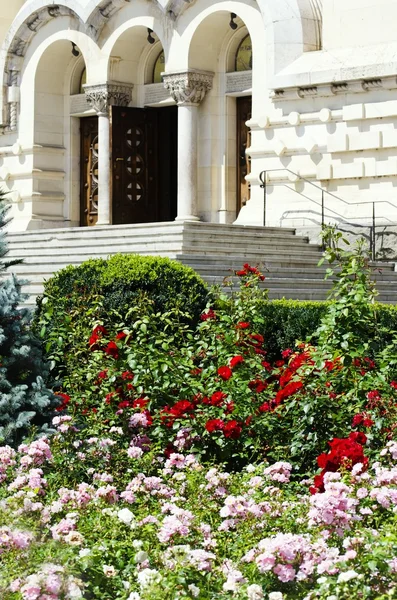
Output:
(84, 82), (133, 225)
(163, 70), (214, 222)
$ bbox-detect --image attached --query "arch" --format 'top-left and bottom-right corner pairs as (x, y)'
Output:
(0, 2), (89, 129)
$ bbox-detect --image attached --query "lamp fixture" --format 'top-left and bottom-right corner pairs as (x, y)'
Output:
(71, 42), (80, 57)
(147, 28), (155, 44)
(229, 13), (238, 30)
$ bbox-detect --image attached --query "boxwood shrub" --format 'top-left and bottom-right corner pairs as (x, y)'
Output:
(34, 255), (209, 377)
(257, 299), (397, 360)
(36, 254), (208, 321)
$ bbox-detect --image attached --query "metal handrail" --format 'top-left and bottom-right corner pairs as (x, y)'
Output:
(259, 169), (397, 261)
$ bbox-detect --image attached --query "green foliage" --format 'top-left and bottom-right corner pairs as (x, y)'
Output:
(34, 254), (209, 380)
(0, 193), (57, 446)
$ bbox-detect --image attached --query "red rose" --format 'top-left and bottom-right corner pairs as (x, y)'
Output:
(274, 380), (303, 405)
(261, 361), (272, 372)
(205, 419), (224, 433)
(132, 397), (149, 409)
(217, 366), (233, 381)
(391, 381), (397, 390)
(352, 413), (364, 428)
(259, 402), (271, 413)
(225, 401), (235, 414)
(281, 349), (293, 359)
(230, 355), (244, 369)
(210, 391), (228, 406)
(121, 371), (134, 381)
(249, 333), (264, 345)
(348, 431), (367, 446)
(89, 325), (108, 348)
(116, 331), (128, 340)
(363, 418), (374, 428)
(200, 309), (216, 321)
(105, 341), (119, 359)
(236, 269), (247, 277)
(248, 379), (267, 393)
(223, 420), (242, 439)
(236, 322), (250, 329)
(55, 392), (71, 412)
(97, 370), (108, 381)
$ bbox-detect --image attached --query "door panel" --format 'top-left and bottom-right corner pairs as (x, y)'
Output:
(236, 96), (252, 215)
(80, 116), (99, 227)
(112, 107), (159, 225)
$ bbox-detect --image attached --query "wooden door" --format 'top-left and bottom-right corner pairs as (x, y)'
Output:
(112, 107), (158, 225)
(80, 116), (99, 226)
(236, 96), (252, 214)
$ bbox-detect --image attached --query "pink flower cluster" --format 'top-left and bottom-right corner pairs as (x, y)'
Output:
(308, 473), (359, 535)
(0, 526), (33, 554)
(243, 532), (344, 582)
(10, 563), (84, 599)
(18, 439), (53, 469)
(263, 461), (293, 484)
(158, 504), (195, 543)
(0, 445), (16, 483)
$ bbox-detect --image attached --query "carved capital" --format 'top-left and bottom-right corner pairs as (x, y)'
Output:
(162, 69), (214, 106)
(83, 81), (134, 114)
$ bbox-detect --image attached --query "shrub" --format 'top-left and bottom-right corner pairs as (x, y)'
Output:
(34, 254), (209, 379)
(0, 194), (57, 446)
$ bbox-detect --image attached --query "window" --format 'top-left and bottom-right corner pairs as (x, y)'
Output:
(153, 50), (165, 84)
(235, 34), (252, 72)
(79, 68), (86, 94)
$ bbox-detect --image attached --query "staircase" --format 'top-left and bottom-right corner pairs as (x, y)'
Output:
(4, 221), (397, 307)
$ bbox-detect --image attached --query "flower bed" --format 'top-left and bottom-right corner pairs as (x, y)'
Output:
(1, 230), (397, 598)
(0, 423), (396, 599)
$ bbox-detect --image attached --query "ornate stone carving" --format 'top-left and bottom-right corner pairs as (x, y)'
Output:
(84, 82), (134, 114)
(162, 70), (214, 106)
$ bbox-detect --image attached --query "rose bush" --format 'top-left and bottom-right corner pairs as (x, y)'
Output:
(52, 236), (397, 471)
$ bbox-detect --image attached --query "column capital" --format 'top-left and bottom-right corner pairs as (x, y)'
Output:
(83, 81), (134, 114)
(162, 69), (214, 106)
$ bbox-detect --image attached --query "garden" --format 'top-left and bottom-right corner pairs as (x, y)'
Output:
(0, 193), (397, 600)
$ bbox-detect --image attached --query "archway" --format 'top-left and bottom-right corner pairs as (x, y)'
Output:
(32, 39), (88, 227)
(102, 25), (177, 225)
(186, 7), (260, 223)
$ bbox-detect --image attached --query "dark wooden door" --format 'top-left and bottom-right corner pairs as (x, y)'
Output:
(80, 116), (99, 226)
(111, 106), (177, 225)
(236, 96), (252, 215)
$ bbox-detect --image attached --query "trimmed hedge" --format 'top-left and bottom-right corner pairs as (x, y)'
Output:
(36, 254), (208, 323)
(34, 255), (209, 377)
(257, 299), (397, 360)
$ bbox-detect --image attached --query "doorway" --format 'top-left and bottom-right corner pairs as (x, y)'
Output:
(111, 105), (178, 225)
(79, 106), (178, 226)
(236, 96), (252, 214)
(80, 116), (99, 227)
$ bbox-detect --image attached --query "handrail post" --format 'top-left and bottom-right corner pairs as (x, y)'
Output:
(259, 171), (267, 227)
(372, 202), (376, 262)
(321, 189), (325, 229)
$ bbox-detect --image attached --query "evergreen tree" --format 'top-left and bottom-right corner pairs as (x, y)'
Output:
(0, 191), (57, 446)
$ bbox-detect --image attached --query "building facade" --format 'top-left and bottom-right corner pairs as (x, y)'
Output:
(1, 0), (397, 245)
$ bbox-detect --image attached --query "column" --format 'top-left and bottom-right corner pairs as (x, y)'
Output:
(84, 82), (133, 226)
(163, 70), (214, 222)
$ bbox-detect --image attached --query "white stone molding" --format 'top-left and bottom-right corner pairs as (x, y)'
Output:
(83, 82), (134, 114)
(271, 76), (397, 104)
(162, 69), (214, 106)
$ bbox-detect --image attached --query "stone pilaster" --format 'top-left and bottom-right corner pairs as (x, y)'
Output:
(162, 70), (214, 221)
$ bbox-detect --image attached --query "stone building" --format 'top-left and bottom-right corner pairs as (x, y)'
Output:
(1, 0), (397, 244)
